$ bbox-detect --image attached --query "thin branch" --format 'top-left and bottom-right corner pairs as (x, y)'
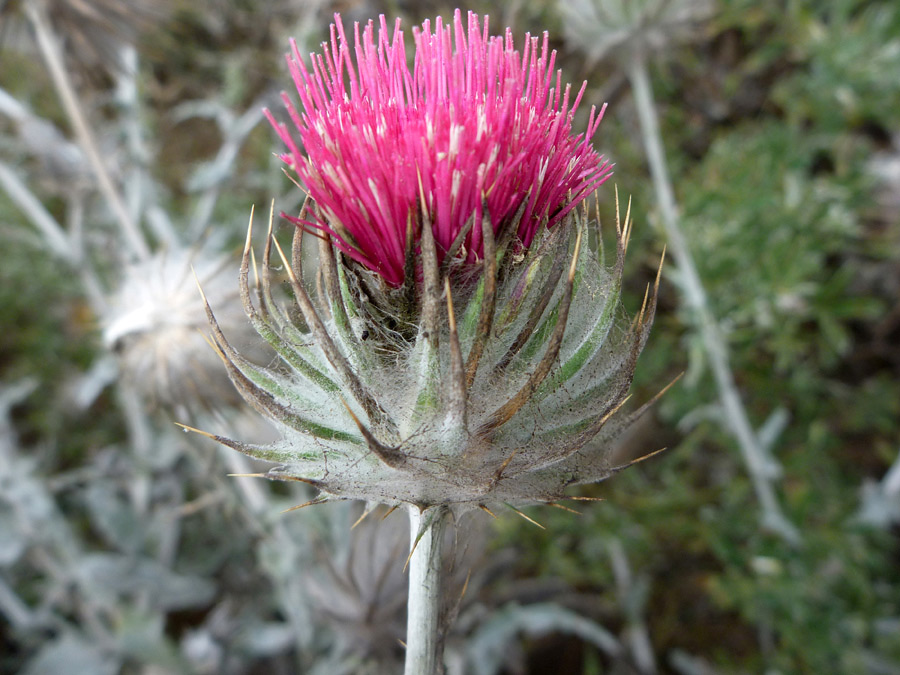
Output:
(627, 56), (799, 545)
(25, 0), (150, 260)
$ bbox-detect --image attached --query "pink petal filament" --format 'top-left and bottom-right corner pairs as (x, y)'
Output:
(268, 10), (612, 287)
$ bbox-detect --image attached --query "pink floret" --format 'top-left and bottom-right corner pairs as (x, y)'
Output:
(266, 9), (612, 287)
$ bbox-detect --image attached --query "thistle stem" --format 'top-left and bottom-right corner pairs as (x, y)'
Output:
(25, 0), (151, 261)
(627, 56), (800, 545)
(405, 505), (449, 675)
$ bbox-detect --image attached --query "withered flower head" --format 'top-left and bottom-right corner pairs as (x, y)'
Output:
(104, 247), (249, 414)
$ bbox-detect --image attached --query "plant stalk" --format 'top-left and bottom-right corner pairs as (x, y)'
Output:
(25, 0), (151, 261)
(627, 56), (800, 545)
(405, 505), (449, 675)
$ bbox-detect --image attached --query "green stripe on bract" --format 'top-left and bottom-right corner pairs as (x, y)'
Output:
(227, 352), (358, 442)
(224, 353), (361, 444)
(283, 416), (362, 443)
(513, 263), (584, 370)
(252, 316), (340, 394)
(460, 275), (485, 342)
(337, 259), (360, 319)
(333, 259), (375, 379)
(409, 337), (441, 427)
(494, 251), (542, 335)
(514, 300), (559, 369)
(538, 277), (621, 397)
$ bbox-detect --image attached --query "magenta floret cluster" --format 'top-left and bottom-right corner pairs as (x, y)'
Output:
(266, 10), (612, 287)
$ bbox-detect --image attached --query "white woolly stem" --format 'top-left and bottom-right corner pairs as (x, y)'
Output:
(25, 0), (151, 261)
(627, 56), (800, 545)
(405, 505), (448, 675)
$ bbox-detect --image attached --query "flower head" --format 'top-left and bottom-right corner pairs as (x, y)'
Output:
(265, 10), (611, 286)
(196, 12), (661, 515)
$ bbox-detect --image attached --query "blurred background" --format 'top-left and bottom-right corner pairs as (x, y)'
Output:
(1, 0), (898, 673)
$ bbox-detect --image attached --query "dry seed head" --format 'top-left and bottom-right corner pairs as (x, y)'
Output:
(103, 246), (254, 414)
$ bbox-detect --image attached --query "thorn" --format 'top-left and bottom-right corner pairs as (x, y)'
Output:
(566, 495), (605, 502)
(191, 265), (208, 304)
(196, 329), (218, 354)
(175, 422), (217, 440)
(656, 245), (667, 287)
(402, 522), (429, 573)
(250, 247), (260, 291)
(403, 546), (416, 573)
(478, 504), (498, 519)
(622, 195), (633, 253)
(614, 184), (621, 236)
(294, 215), (306, 282)
(281, 497), (328, 514)
(226, 473), (268, 478)
(263, 200), (277, 277)
(598, 394), (632, 427)
(416, 167), (428, 214)
(403, 506), (443, 573)
(548, 502), (581, 515)
(271, 234), (296, 283)
(460, 569), (472, 601)
(243, 206), (263, 294)
(636, 283), (651, 329)
(244, 204), (255, 259)
(351, 506), (373, 530)
(269, 474), (324, 487)
(492, 449), (518, 485)
(445, 277), (456, 333)
(505, 504), (546, 529)
(381, 504), (399, 520)
(568, 219), (583, 283)
(613, 447), (669, 472)
(655, 372), (684, 400)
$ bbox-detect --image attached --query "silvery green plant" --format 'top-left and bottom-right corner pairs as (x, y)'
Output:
(192, 10), (663, 673)
(1, 5), (337, 672)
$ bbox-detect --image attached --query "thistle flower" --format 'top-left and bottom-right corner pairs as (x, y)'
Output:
(264, 11), (611, 291)
(197, 10), (663, 514)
